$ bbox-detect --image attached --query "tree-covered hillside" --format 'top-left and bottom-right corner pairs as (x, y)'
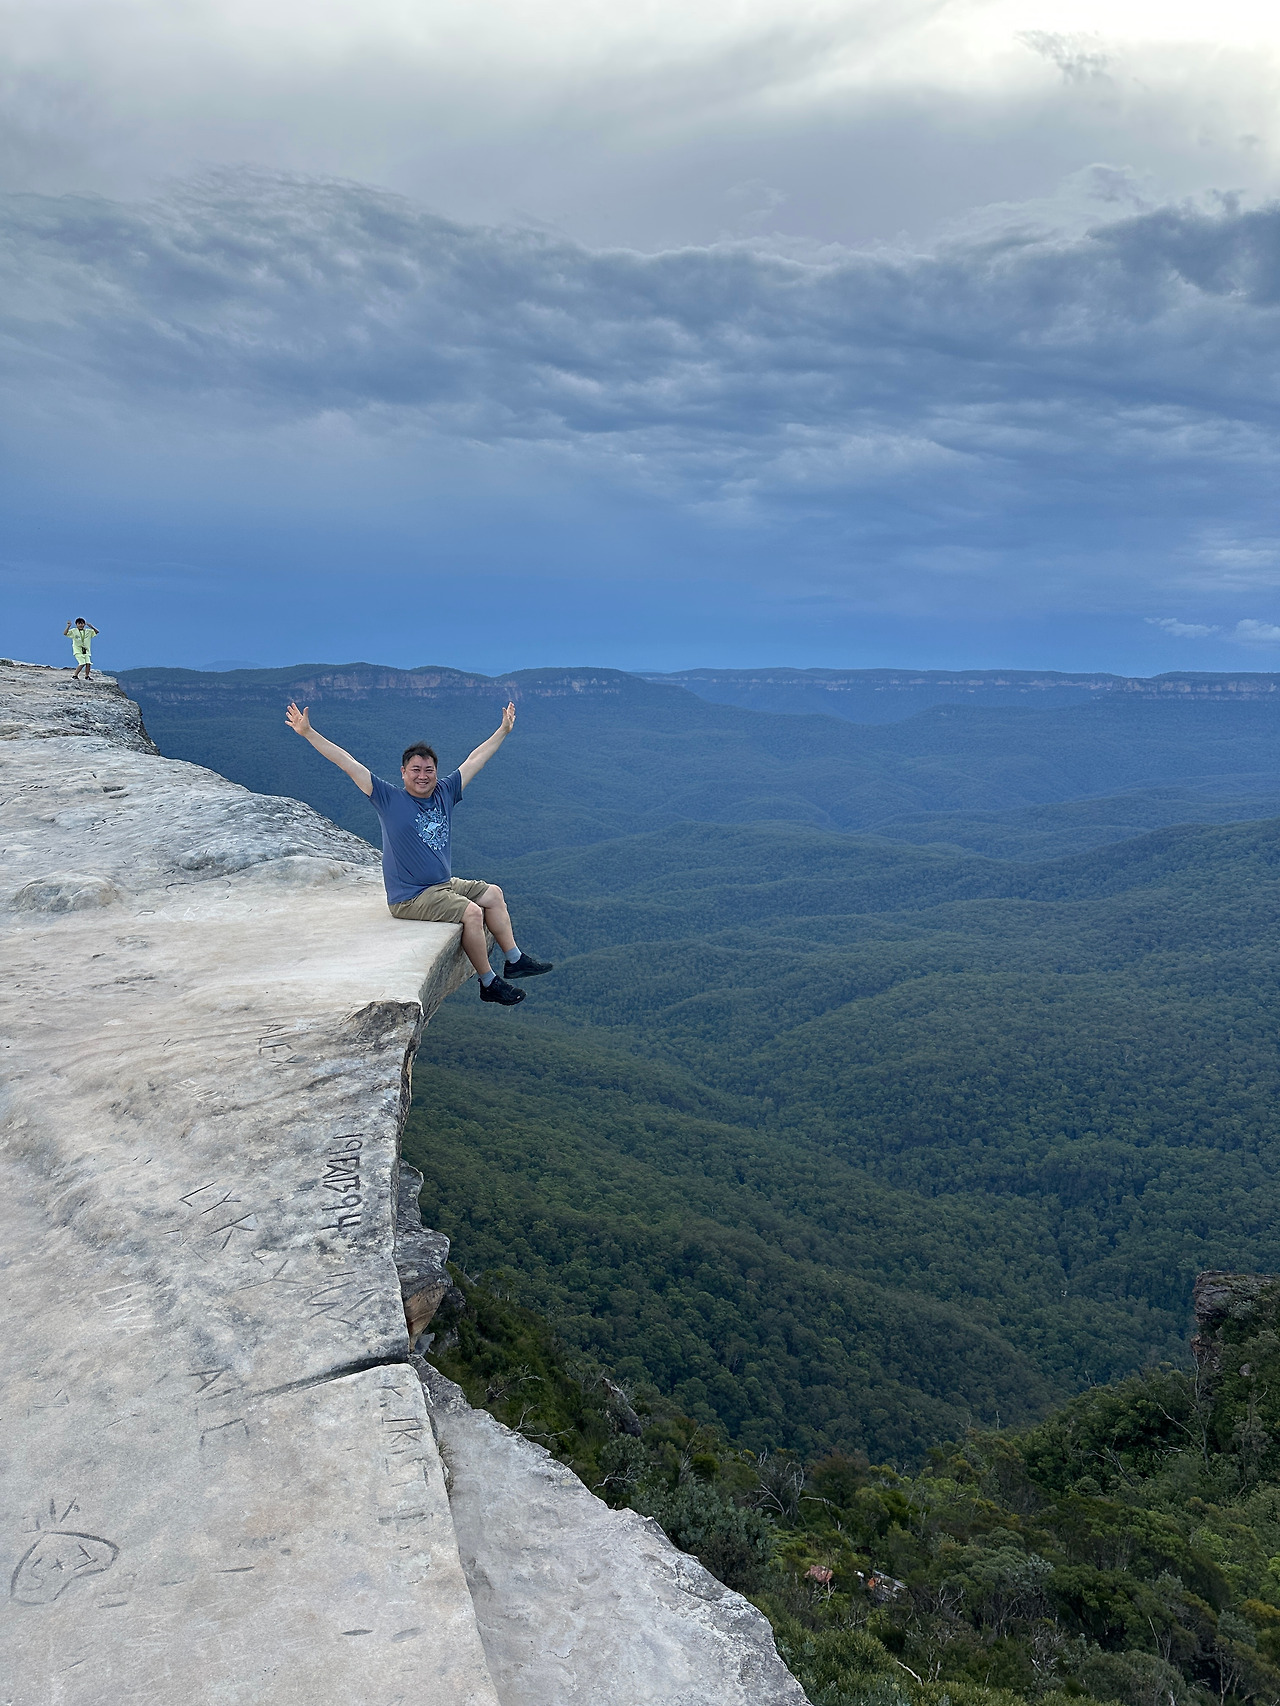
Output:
(123, 662), (1280, 1458)
(405, 806), (1280, 1461)
(429, 1269), (1280, 1706)
(643, 665), (1280, 726)
(119, 662), (1280, 861)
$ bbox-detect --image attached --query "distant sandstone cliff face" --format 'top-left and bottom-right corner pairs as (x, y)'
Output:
(117, 661), (643, 707)
(650, 668), (1280, 702)
(0, 662), (808, 1706)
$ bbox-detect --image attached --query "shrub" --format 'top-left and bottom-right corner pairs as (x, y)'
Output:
(636, 1480), (775, 1592)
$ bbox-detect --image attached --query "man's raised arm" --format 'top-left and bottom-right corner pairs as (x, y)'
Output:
(285, 702), (373, 796)
(458, 702), (516, 789)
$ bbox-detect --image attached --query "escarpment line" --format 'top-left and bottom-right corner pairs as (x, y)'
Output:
(0, 661), (498, 1706)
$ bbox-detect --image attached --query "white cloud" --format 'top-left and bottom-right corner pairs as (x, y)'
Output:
(1232, 619), (1280, 645)
(6, 0), (1280, 661)
(1145, 618), (1219, 638)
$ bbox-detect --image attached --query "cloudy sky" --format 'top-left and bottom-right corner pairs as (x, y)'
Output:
(4, 0), (1280, 672)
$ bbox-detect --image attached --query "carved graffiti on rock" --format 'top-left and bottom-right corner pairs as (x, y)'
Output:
(320, 1136), (364, 1235)
(179, 1179), (259, 1250)
(10, 1532), (119, 1605)
(307, 1271), (382, 1327)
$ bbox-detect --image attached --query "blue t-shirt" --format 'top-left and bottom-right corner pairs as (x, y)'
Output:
(369, 771), (463, 904)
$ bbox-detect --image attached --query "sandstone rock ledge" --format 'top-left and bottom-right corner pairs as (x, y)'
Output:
(419, 1364), (809, 1706)
(0, 663), (809, 1706)
(0, 664), (487, 1705)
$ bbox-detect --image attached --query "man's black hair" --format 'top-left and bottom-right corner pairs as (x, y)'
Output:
(401, 742), (439, 768)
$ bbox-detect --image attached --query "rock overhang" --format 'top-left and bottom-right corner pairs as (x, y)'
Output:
(0, 661), (494, 1704)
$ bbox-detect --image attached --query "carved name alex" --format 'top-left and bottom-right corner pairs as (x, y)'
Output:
(284, 699), (553, 1007)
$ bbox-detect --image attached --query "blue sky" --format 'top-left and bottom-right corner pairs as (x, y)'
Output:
(4, 0), (1280, 674)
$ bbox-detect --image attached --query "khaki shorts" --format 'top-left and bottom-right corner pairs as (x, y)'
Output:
(388, 877), (491, 925)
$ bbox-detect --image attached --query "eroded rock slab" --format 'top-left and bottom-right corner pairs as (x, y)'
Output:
(0, 664), (497, 1705)
(418, 1363), (811, 1706)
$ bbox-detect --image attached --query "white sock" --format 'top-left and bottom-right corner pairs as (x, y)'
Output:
(506, 944), (522, 964)
(479, 969), (496, 987)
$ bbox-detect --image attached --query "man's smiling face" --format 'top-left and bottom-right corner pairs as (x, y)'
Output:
(402, 754), (438, 798)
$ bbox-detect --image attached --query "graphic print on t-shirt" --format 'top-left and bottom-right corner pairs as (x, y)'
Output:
(416, 802), (450, 853)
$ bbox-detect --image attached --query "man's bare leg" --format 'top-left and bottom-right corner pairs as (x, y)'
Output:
(461, 895), (528, 1005)
(462, 886), (550, 995)
(475, 883), (517, 961)
(459, 902), (496, 976)
(460, 889), (517, 969)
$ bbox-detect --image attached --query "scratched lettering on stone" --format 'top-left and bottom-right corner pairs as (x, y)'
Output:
(307, 1271), (382, 1326)
(188, 1367), (234, 1396)
(258, 1022), (303, 1065)
(233, 1248), (295, 1291)
(178, 1076), (218, 1107)
(93, 1282), (152, 1337)
(10, 1531), (119, 1605)
(199, 1417), (248, 1450)
(319, 1136), (363, 1235)
(373, 1381), (436, 1585)
(95, 1569), (136, 1610)
(179, 1180), (259, 1250)
(28, 1386), (70, 1415)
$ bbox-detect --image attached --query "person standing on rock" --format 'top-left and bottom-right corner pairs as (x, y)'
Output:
(284, 699), (553, 1007)
(64, 618), (99, 681)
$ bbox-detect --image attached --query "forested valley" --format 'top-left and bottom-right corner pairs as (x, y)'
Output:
(123, 661), (1280, 1706)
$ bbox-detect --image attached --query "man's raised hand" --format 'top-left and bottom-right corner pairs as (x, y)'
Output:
(458, 702), (518, 788)
(283, 705), (373, 793)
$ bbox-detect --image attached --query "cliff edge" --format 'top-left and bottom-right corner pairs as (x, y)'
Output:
(0, 663), (808, 1706)
(0, 662), (489, 1704)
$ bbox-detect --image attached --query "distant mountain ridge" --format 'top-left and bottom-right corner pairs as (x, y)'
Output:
(123, 661), (1280, 717)
(641, 666), (1280, 723)
(117, 660), (1280, 871)
(121, 662), (660, 706)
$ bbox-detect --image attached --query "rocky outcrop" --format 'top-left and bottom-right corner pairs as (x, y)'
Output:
(397, 1161), (459, 1343)
(118, 662), (639, 708)
(1192, 1271), (1280, 1371)
(419, 1363), (809, 1706)
(0, 662), (810, 1705)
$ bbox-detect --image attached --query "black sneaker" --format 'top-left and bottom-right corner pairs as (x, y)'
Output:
(480, 975), (525, 1005)
(504, 952), (554, 979)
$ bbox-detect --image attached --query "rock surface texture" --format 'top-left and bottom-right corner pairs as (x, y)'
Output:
(419, 1362), (810, 1706)
(0, 663), (810, 1706)
(0, 664), (492, 1705)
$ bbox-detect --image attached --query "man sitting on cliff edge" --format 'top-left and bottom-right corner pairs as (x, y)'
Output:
(285, 699), (552, 1007)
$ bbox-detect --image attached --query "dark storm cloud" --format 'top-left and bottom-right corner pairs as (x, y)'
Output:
(3, 169), (1280, 603)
